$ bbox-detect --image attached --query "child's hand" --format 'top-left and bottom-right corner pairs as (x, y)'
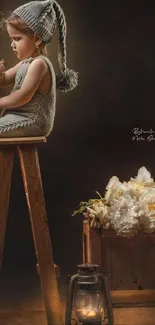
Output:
(0, 59), (5, 81)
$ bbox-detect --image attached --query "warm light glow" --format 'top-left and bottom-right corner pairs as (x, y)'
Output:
(76, 305), (104, 320)
(82, 308), (96, 317)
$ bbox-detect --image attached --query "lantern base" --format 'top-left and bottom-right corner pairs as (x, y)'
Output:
(82, 320), (102, 325)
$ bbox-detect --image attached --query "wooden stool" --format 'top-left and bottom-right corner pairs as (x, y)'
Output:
(0, 136), (63, 325)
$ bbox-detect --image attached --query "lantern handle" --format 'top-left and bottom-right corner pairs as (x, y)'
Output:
(65, 273), (79, 325)
(99, 273), (114, 325)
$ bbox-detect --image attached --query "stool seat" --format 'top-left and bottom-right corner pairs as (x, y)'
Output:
(0, 136), (46, 145)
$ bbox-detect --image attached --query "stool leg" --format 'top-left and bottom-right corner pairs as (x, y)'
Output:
(0, 148), (14, 271)
(18, 144), (63, 325)
(99, 274), (114, 325)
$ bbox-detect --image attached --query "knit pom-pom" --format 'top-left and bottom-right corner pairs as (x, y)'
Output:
(56, 68), (78, 92)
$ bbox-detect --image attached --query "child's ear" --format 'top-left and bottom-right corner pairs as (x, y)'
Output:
(34, 34), (42, 47)
(35, 40), (42, 48)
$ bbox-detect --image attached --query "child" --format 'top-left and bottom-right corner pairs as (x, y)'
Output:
(0, 0), (78, 137)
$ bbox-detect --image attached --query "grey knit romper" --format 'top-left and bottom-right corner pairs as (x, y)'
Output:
(0, 55), (56, 137)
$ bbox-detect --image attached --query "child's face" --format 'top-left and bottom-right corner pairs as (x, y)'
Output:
(7, 23), (39, 60)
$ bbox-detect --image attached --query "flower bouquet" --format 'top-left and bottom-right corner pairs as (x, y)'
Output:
(72, 166), (155, 238)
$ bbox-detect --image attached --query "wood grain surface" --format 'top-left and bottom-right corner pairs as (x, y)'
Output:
(82, 220), (155, 305)
(0, 148), (14, 271)
(18, 144), (63, 325)
(0, 137), (46, 145)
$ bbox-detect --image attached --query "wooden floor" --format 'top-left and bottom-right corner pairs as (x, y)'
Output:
(0, 305), (155, 325)
(0, 272), (155, 325)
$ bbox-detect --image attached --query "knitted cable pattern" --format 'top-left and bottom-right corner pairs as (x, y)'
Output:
(53, 1), (66, 71)
(0, 115), (37, 134)
(53, 1), (78, 92)
(39, 4), (53, 23)
(39, 3), (57, 42)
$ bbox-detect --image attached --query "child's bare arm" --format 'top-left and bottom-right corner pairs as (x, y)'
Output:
(0, 58), (48, 109)
(0, 61), (22, 88)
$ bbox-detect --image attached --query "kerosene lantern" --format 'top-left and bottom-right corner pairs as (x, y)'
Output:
(65, 264), (114, 325)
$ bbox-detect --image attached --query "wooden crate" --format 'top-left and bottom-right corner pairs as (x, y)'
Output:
(82, 219), (155, 307)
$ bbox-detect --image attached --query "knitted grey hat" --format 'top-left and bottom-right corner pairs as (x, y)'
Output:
(13, 0), (78, 92)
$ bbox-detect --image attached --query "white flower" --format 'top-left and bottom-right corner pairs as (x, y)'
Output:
(108, 194), (140, 237)
(86, 201), (110, 229)
(139, 188), (155, 232)
(136, 166), (154, 185)
(105, 176), (130, 204)
(128, 166), (155, 197)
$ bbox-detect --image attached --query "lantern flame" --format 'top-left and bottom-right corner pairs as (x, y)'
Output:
(76, 305), (104, 320)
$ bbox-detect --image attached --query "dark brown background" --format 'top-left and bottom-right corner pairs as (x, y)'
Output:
(0, 0), (155, 285)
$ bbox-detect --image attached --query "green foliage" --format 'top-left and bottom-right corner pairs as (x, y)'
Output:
(72, 191), (105, 216)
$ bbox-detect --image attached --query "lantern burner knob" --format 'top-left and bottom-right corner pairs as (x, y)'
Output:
(77, 263), (99, 273)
